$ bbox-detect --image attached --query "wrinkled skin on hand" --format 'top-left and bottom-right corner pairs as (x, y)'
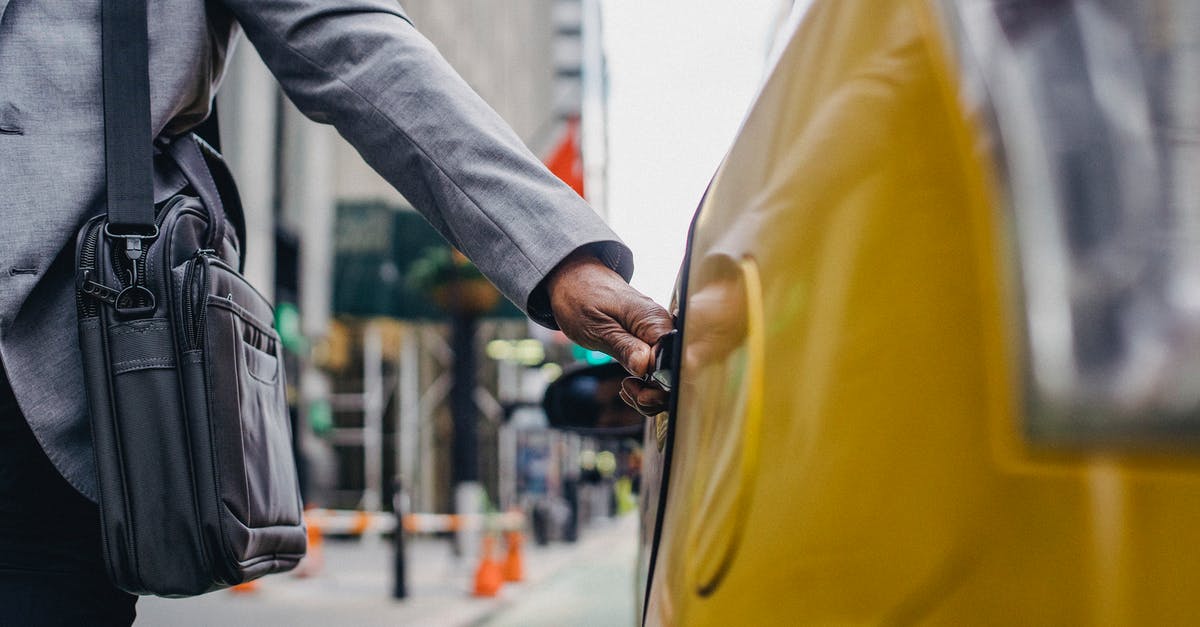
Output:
(546, 249), (674, 416)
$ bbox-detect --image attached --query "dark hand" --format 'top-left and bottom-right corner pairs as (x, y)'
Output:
(546, 250), (674, 416)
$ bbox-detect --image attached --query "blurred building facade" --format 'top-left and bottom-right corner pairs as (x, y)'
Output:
(215, 0), (608, 518)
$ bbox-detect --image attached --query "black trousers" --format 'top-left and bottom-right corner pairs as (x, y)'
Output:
(0, 366), (137, 626)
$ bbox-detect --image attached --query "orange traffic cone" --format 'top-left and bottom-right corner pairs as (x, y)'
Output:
(473, 534), (505, 597)
(293, 511), (325, 578)
(502, 531), (524, 582)
(229, 579), (260, 594)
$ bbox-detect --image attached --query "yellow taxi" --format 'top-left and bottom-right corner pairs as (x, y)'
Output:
(545, 1), (1200, 623)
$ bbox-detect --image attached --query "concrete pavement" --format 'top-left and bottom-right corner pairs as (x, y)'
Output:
(136, 514), (638, 626)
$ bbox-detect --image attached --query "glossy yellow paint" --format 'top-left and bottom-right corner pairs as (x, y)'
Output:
(645, 0), (1200, 624)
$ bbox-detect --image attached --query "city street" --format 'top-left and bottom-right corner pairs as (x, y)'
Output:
(137, 514), (638, 626)
(9, 0), (1200, 623)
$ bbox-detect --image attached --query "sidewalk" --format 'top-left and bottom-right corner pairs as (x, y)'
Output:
(136, 514), (638, 626)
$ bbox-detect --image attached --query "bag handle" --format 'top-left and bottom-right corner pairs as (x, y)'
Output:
(100, 0), (155, 238)
(194, 135), (250, 271)
(165, 134), (230, 254)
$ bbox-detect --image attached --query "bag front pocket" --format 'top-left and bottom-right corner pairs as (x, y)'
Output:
(196, 262), (301, 536)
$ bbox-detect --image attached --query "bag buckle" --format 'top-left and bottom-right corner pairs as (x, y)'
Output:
(103, 223), (159, 317)
(104, 223), (159, 262)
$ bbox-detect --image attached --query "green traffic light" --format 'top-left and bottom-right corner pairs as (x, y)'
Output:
(571, 344), (613, 365)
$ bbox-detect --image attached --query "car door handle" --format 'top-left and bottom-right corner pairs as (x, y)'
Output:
(647, 329), (679, 392)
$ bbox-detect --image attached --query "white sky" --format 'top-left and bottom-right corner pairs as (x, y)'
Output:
(601, 1), (782, 304)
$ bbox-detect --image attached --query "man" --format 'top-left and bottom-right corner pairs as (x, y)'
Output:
(0, 0), (671, 622)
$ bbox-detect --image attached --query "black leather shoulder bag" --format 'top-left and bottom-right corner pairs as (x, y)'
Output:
(74, 0), (306, 597)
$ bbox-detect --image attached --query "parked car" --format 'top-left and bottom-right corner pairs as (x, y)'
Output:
(546, 1), (1200, 624)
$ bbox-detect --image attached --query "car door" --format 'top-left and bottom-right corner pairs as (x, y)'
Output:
(639, 0), (999, 624)
(642, 0), (1200, 623)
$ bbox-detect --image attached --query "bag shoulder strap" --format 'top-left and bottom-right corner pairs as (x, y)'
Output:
(194, 104), (221, 152)
(101, 0), (155, 236)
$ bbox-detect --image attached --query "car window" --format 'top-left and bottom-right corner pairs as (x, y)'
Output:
(948, 1), (1200, 444)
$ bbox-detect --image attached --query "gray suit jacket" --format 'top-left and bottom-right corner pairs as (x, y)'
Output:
(0, 0), (631, 501)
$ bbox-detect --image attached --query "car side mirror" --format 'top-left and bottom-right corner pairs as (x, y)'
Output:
(542, 362), (645, 436)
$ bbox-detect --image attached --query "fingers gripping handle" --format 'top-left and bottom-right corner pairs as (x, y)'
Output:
(647, 329), (679, 392)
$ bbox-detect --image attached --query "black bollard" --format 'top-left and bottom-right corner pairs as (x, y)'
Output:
(392, 480), (409, 600)
(563, 479), (579, 543)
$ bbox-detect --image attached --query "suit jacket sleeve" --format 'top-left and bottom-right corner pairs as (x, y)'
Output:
(217, 0), (633, 326)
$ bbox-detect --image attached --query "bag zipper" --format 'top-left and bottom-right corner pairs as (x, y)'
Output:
(183, 250), (213, 350)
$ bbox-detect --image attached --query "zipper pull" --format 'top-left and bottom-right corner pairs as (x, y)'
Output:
(79, 273), (121, 306)
(127, 256), (140, 286)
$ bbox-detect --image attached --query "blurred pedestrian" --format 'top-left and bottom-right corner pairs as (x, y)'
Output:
(0, 0), (672, 623)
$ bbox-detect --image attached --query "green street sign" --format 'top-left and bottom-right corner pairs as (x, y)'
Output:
(332, 202), (524, 320)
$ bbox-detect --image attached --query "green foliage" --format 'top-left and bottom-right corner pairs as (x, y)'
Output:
(406, 246), (486, 294)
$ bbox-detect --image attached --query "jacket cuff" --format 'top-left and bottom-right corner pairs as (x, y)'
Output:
(524, 240), (634, 330)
